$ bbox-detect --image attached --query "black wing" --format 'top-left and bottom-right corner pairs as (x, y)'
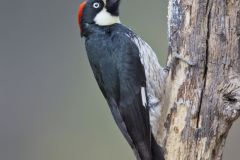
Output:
(109, 33), (152, 160)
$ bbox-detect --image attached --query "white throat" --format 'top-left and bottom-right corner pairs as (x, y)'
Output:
(94, 8), (120, 26)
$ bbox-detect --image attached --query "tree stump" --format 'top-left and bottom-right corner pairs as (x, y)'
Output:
(156, 0), (240, 159)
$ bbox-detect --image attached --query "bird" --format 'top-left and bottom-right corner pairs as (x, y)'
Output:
(78, 0), (166, 159)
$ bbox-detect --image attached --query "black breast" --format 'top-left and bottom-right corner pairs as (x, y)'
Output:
(85, 28), (120, 101)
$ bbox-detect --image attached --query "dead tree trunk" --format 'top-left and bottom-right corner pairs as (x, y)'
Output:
(156, 0), (240, 159)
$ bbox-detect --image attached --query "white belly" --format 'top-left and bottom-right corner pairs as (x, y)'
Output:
(128, 34), (167, 136)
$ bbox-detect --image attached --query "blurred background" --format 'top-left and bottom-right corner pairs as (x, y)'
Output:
(0, 0), (239, 160)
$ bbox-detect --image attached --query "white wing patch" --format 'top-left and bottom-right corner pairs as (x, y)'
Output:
(126, 34), (166, 107)
(141, 87), (147, 107)
(126, 33), (167, 137)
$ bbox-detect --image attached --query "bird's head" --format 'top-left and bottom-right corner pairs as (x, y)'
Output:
(78, 0), (121, 35)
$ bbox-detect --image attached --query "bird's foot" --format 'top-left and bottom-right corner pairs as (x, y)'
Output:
(172, 52), (196, 66)
(164, 52), (197, 72)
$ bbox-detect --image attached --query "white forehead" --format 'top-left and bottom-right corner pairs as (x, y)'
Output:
(102, 0), (106, 5)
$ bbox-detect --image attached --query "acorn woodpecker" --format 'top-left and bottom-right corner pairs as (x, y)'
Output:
(78, 0), (166, 159)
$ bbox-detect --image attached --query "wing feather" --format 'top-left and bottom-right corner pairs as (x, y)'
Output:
(110, 33), (152, 159)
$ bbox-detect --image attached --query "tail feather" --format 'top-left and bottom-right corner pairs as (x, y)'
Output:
(151, 134), (165, 160)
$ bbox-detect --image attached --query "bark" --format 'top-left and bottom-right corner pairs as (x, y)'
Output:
(156, 0), (240, 159)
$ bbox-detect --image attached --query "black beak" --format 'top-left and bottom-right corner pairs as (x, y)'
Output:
(107, 0), (120, 5)
(106, 0), (121, 16)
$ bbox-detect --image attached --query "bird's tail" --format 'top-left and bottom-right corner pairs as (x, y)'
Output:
(151, 134), (165, 160)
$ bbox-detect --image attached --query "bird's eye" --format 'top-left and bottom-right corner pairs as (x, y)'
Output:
(93, 2), (100, 9)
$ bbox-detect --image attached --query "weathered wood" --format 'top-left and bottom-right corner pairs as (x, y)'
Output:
(156, 0), (240, 159)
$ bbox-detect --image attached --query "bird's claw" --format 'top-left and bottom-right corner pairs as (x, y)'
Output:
(172, 52), (196, 66)
(164, 52), (197, 72)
